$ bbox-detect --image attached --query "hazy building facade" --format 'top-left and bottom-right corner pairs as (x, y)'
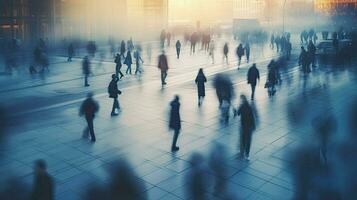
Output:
(315, 0), (357, 14)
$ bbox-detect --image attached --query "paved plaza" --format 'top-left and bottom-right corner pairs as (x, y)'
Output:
(0, 36), (356, 200)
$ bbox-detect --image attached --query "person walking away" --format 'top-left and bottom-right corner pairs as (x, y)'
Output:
(82, 56), (91, 87)
(114, 53), (124, 79)
(195, 68), (207, 106)
(120, 40), (126, 59)
(158, 51), (169, 86)
(223, 43), (229, 64)
(176, 40), (181, 59)
(67, 43), (74, 62)
(299, 46), (310, 74)
(266, 60), (278, 96)
(247, 63), (260, 100)
(245, 42), (250, 63)
(234, 95), (256, 160)
(169, 95), (181, 151)
(307, 40), (316, 67)
(124, 50), (132, 74)
(79, 93), (99, 142)
(236, 43), (244, 69)
(209, 40), (215, 64)
(108, 74), (122, 116)
(31, 160), (54, 200)
(134, 49), (144, 75)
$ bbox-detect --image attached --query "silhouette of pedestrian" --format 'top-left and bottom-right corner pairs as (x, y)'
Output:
(120, 40), (126, 59)
(299, 46), (310, 74)
(236, 43), (244, 69)
(307, 40), (316, 67)
(124, 50), (132, 74)
(209, 40), (215, 64)
(223, 43), (229, 64)
(134, 49), (143, 75)
(245, 42), (250, 63)
(31, 160), (54, 200)
(67, 43), (74, 62)
(82, 56), (91, 87)
(186, 153), (207, 200)
(114, 53), (124, 79)
(266, 60), (278, 96)
(108, 74), (122, 116)
(169, 95), (181, 152)
(234, 95), (255, 160)
(247, 63), (260, 100)
(175, 40), (181, 59)
(158, 51), (169, 86)
(195, 68), (207, 106)
(80, 93), (99, 142)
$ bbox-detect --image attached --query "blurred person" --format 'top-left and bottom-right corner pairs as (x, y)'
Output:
(114, 53), (124, 79)
(209, 40), (215, 64)
(299, 46), (310, 74)
(247, 63), (260, 100)
(67, 43), (74, 62)
(245, 42), (251, 63)
(133, 49), (144, 75)
(127, 38), (134, 52)
(213, 74), (234, 107)
(186, 153), (207, 200)
(108, 74), (122, 116)
(124, 50), (132, 75)
(307, 40), (316, 67)
(286, 41), (292, 60)
(82, 56), (91, 87)
(266, 60), (278, 97)
(195, 68), (207, 106)
(190, 32), (198, 55)
(167, 32), (171, 46)
(275, 35), (280, 52)
(175, 40), (181, 59)
(236, 43), (244, 69)
(234, 95), (256, 160)
(86, 41), (97, 57)
(120, 40), (126, 59)
(271, 34), (275, 49)
(79, 93), (99, 142)
(209, 143), (228, 197)
(31, 160), (54, 200)
(169, 95), (181, 152)
(158, 51), (169, 86)
(160, 30), (166, 49)
(223, 43), (229, 64)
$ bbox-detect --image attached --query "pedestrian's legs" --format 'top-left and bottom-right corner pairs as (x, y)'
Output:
(239, 132), (245, 158)
(171, 129), (180, 151)
(161, 71), (167, 85)
(84, 74), (89, 86)
(85, 116), (96, 142)
(111, 98), (119, 115)
(245, 131), (252, 158)
(251, 84), (256, 100)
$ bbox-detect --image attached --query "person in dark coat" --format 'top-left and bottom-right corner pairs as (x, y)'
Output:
(247, 63), (260, 100)
(31, 159), (54, 200)
(236, 43), (244, 68)
(223, 43), (229, 64)
(299, 46), (310, 74)
(245, 42), (250, 63)
(67, 43), (74, 62)
(80, 93), (99, 142)
(134, 49), (143, 75)
(195, 68), (207, 106)
(266, 60), (278, 96)
(114, 53), (124, 79)
(307, 40), (316, 67)
(234, 95), (255, 160)
(176, 40), (181, 59)
(108, 74), (122, 116)
(169, 95), (181, 152)
(120, 40), (126, 59)
(124, 50), (132, 74)
(158, 51), (169, 86)
(82, 56), (91, 87)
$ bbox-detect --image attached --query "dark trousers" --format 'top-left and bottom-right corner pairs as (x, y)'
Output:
(250, 84), (256, 99)
(240, 129), (252, 157)
(161, 71), (167, 85)
(84, 74), (89, 86)
(135, 62), (141, 74)
(116, 65), (124, 78)
(111, 98), (120, 114)
(126, 64), (132, 74)
(176, 48), (180, 59)
(171, 129), (180, 148)
(85, 116), (96, 141)
(238, 56), (242, 66)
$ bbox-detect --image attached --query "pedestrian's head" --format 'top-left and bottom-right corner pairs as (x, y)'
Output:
(34, 159), (46, 173)
(87, 92), (94, 98)
(240, 95), (248, 104)
(116, 53), (120, 57)
(252, 63), (256, 68)
(174, 95), (179, 102)
(112, 74), (117, 79)
(198, 68), (203, 74)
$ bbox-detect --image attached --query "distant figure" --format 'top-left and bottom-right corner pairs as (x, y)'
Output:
(160, 30), (166, 49)
(195, 68), (207, 106)
(114, 53), (124, 79)
(190, 32), (198, 55)
(124, 50), (132, 74)
(133, 49), (144, 75)
(127, 38), (134, 52)
(286, 41), (292, 60)
(299, 46), (310, 74)
(247, 64), (260, 100)
(270, 34), (275, 49)
(236, 43), (244, 69)
(82, 56), (91, 87)
(234, 95), (255, 160)
(79, 93), (99, 142)
(67, 43), (74, 62)
(186, 153), (207, 200)
(307, 40), (316, 67)
(266, 60), (278, 96)
(223, 43), (229, 64)
(86, 41), (97, 57)
(108, 74), (122, 116)
(209, 40), (215, 64)
(245, 42), (250, 63)
(120, 40), (126, 58)
(169, 95), (181, 152)
(167, 32), (171, 46)
(31, 159), (54, 200)
(175, 40), (181, 59)
(158, 51), (169, 86)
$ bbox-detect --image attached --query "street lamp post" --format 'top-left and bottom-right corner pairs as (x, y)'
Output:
(283, 0), (287, 34)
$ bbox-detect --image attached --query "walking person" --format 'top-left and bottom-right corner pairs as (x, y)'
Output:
(79, 93), (99, 142)
(195, 68), (207, 106)
(266, 60), (278, 97)
(108, 74), (122, 116)
(209, 40), (215, 64)
(169, 95), (181, 152)
(158, 51), (169, 86)
(307, 40), (316, 67)
(124, 50), (132, 75)
(223, 43), (229, 64)
(176, 40), (181, 59)
(247, 63), (260, 100)
(245, 42), (250, 63)
(82, 56), (91, 87)
(134, 49), (144, 75)
(31, 160), (54, 200)
(67, 43), (74, 62)
(299, 46), (310, 74)
(120, 40), (126, 59)
(114, 53), (124, 79)
(236, 43), (244, 69)
(234, 95), (256, 160)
